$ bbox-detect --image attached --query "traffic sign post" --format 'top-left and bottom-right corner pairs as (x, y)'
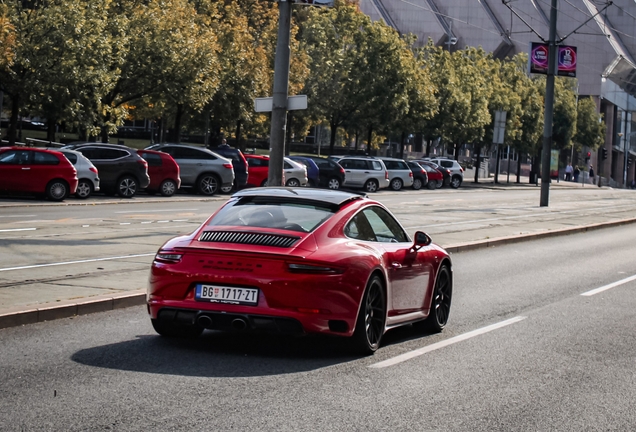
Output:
(493, 110), (507, 184)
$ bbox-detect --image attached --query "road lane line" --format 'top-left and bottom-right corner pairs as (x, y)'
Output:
(581, 274), (636, 296)
(369, 316), (527, 369)
(114, 209), (199, 214)
(0, 253), (155, 272)
(0, 215), (36, 218)
(0, 228), (36, 232)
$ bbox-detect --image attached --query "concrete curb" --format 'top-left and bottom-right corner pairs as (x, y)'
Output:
(0, 290), (146, 330)
(2, 216), (636, 330)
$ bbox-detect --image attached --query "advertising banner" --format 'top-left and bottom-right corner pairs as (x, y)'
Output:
(529, 42), (577, 77)
(550, 149), (560, 179)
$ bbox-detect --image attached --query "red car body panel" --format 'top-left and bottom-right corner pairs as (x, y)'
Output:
(0, 147), (78, 196)
(244, 154), (269, 187)
(137, 149), (181, 191)
(147, 188), (451, 339)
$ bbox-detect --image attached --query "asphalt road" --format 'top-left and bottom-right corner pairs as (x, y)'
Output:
(1, 223), (635, 431)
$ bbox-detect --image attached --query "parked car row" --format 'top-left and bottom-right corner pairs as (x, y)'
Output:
(1, 141), (464, 202)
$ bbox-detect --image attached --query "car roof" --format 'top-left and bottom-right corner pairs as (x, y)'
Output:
(377, 157), (406, 161)
(66, 143), (133, 151)
(2, 146), (61, 154)
(232, 187), (365, 206)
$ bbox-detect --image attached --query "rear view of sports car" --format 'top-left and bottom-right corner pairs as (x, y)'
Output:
(147, 188), (452, 353)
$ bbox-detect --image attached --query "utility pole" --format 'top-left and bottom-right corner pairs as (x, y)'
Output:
(540, 0), (558, 206)
(268, 0), (292, 187)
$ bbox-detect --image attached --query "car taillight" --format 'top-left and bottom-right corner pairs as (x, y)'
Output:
(460, 167), (464, 173)
(446, 169), (451, 175)
(385, 171), (389, 180)
(89, 167), (98, 174)
(223, 163), (233, 169)
(287, 263), (343, 274)
(409, 171), (413, 177)
(339, 167), (345, 174)
(154, 252), (183, 263)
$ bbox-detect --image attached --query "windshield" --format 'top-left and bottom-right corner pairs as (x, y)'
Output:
(207, 197), (336, 233)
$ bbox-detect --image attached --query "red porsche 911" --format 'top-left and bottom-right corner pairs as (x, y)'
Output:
(147, 188), (452, 353)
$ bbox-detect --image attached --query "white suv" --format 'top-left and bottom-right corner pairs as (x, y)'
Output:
(377, 157), (414, 191)
(428, 158), (464, 188)
(335, 157), (390, 192)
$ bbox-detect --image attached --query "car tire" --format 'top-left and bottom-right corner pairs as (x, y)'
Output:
(364, 179), (379, 193)
(417, 265), (452, 333)
(75, 179), (93, 199)
(197, 174), (220, 196)
(45, 179), (69, 202)
(427, 180), (437, 190)
(328, 177), (341, 190)
(435, 179), (443, 189)
(160, 179), (177, 197)
(151, 318), (203, 339)
(286, 178), (301, 187)
(117, 175), (138, 198)
(412, 178), (423, 190)
(390, 178), (403, 191)
(352, 275), (386, 355)
(220, 185), (233, 194)
(260, 179), (268, 187)
(450, 176), (462, 189)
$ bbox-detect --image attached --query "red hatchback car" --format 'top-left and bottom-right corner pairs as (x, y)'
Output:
(147, 188), (453, 353)
(244, 154), (269, 187)
(137, 149), (181, 197)
(0, 147), (78, 201)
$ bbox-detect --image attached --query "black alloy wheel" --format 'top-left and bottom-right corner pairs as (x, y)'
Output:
(353, 276), (386, 354)
(75, 179), (93, 199)
(328, 177), (341, 190)
(390, 178), (403, 191)
(197, 174), (219, 195)
(117, 176), (138, 198)
(412, 178), (423, 190)
(151, 318), (203, 339)
(160, 179), (177, 197)
(46, 180), (68, 201)
(286, 178), (301, 187)
(420, 265), (452, 333)
(364, 179), (379, 193)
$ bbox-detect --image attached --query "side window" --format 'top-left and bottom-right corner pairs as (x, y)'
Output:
(159, 147), (175, 157)
(140, 152), (162, 167)
(371, 161), (383, 171)
(33, 152), (60, 165)
(344, 212), (376, 242)
(99, 148), (129, 160)
(397, 161), (408, 170)
(339, 159), (352, 169)
(441, 160), (453, 168)
(76, 147), (98, 159)
(284, 161), (293, 169)
(247, 158), (259, 167)
(352, 160), (368, 170)
(62, 152), (77, 164)
(0, 150), (31, 164)
(384, 160), (396, 170)
(190, 148), (216, 160)
(362, 207), (408, 243)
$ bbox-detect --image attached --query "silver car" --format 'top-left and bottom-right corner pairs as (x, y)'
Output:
(152, 144), (234, 195)
(283, 157), (308, 187)
(377, 157), (414, 191)
(59, 149), (100, 199)
(428, 158), (464, 188)
(334, 156), (390, 192)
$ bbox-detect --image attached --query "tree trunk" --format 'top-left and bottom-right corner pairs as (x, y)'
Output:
(474, 143), (481, 183)
(354, 132), (359, 151)
(329, 117), (337, 156)
(235, 119), (243, 152)
(425, 138), (431, 157)
(516, 153), (522, 183)
(173, 104), (184, 143)
(8, 94), (19, 145)
(47, 119), (56, 143)
(400, 131), (406, 159)
(100, 114), (109, 143)
(367, 125), (373, 153)
(454, 143), (460, 161)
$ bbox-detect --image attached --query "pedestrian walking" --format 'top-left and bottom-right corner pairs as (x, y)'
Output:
(565, 163), (573, 181)
(589, 165), (595, 184)
(573, 165), (580, 182)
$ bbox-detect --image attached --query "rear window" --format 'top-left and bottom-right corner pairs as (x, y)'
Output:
(207, 197), (336, 233)
(139, 152), (162, 167)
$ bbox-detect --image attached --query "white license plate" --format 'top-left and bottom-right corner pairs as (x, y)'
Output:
(195, 284), (259, 306)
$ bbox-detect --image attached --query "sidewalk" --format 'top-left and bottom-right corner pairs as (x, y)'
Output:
(2, 186), (636, 329)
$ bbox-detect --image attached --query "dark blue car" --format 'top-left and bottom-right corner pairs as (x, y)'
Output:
(289, 156), (320, 187)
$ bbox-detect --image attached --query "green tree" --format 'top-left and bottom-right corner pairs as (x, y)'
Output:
(574, 96), (605, 151)
(551, 77), (578, 150)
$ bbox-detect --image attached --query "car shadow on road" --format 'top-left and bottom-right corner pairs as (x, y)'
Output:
(71, 331), (361, 377)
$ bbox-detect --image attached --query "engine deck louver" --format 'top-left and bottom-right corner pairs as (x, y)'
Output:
(199, 231), (300, 248)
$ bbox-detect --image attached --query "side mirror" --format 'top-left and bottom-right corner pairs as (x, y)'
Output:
(414, 231), (432, 247)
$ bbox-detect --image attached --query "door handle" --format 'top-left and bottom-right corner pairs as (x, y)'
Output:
(21, 167), (30, 170)
(364, 171), (370, 173)
(345, 170), (351, 173)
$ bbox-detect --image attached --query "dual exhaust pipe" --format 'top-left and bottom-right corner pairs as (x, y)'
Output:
(196, 314), (248, 331)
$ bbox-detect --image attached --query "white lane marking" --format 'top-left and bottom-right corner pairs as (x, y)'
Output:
(172, 219), (189, 222)
(581, 274), (636, 296)
(369, 316), (527, 369)
(82, 225), (90, 227)
(114, 209), (199, 214)
(0, 228), (37, 232)
(157, 220), (169, 223)
(0, 253), (155, 272)
(120, 222), (131, 225)
(0, 224), (193, 240)
(0, 214), (36, 218)
(141, 221), (153, 224)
